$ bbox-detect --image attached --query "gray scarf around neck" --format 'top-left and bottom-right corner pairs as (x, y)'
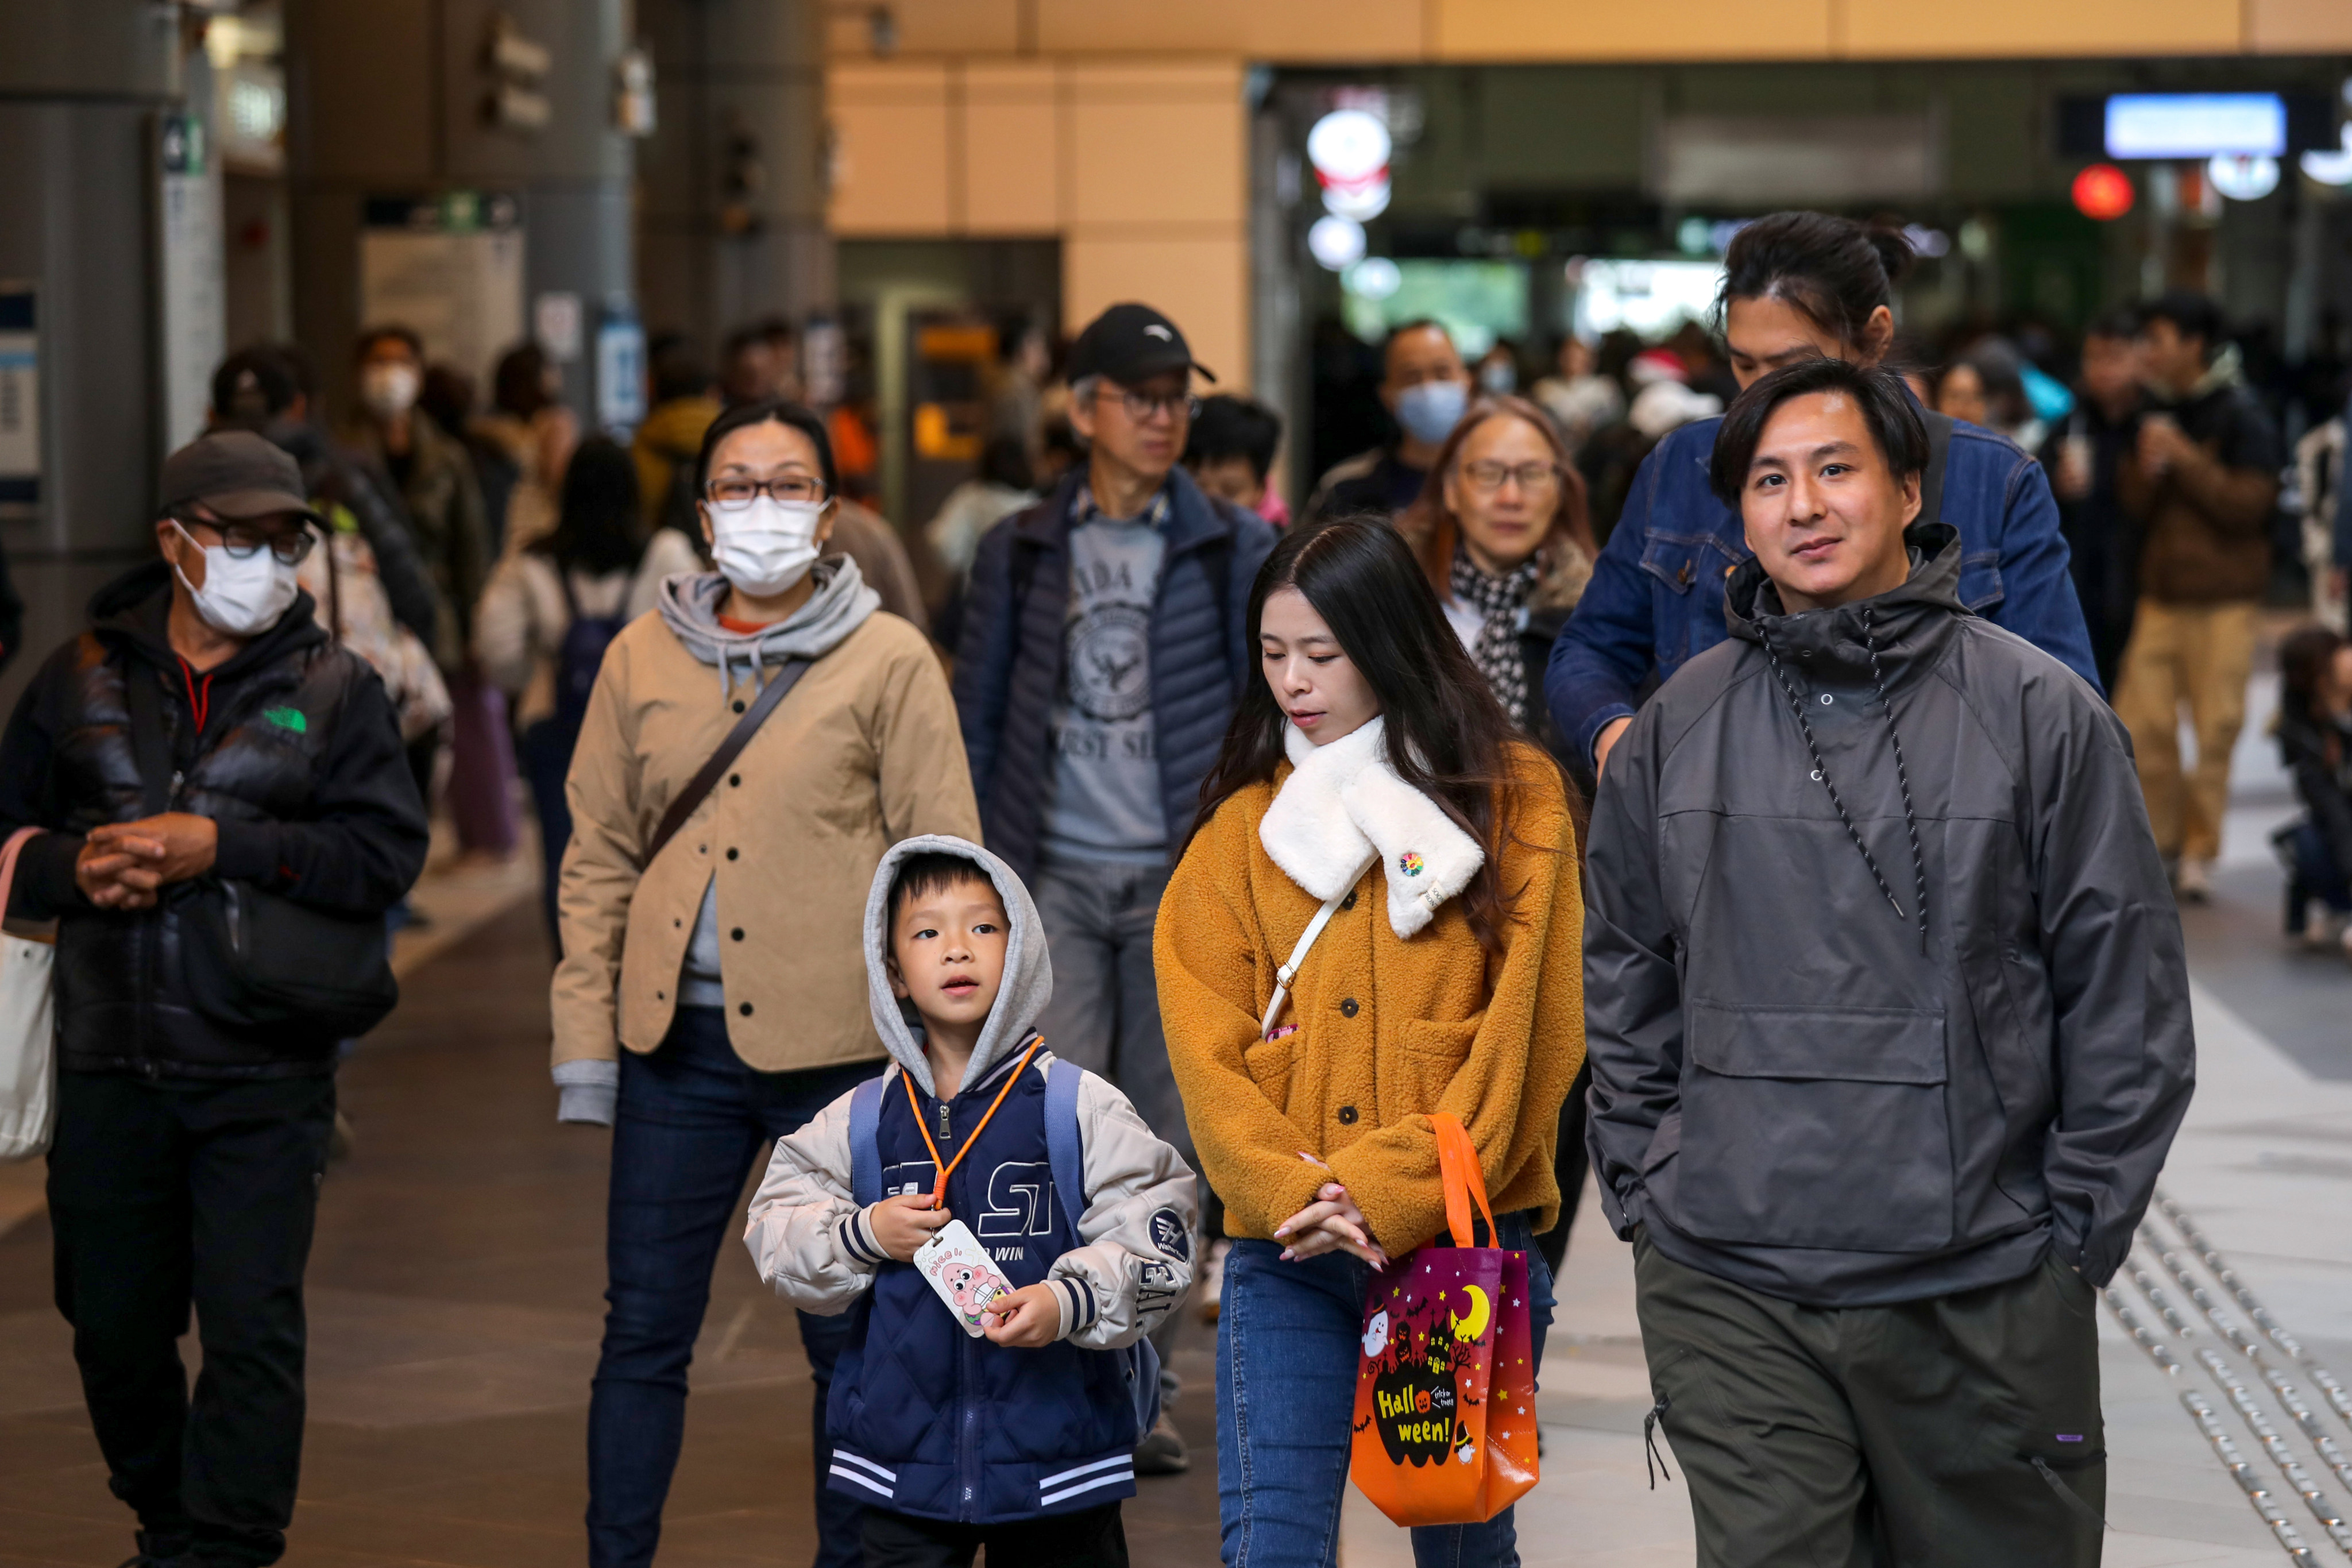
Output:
(655, 555), (880, 701)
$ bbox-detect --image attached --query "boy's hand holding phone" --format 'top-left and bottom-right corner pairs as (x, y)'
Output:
(870, 1192), (952, 1262)
(980, 1281), (1064, 1348)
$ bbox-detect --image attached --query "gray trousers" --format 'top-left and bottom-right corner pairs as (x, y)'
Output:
(1032, 852), (1189, 1165)
(1033, 852), (1190, 1400)
(1636, 1231), (2106, 1568)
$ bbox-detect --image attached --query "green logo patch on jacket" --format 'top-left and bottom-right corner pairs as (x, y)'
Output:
(262, 706), (307, 734)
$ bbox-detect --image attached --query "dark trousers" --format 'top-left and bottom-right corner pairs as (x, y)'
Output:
(1635, 1234), (2106, 1568)
(859, 1502), (1128, 1568)
(1532, 1060), (1591, 1281)
(2288, 820), (2352, 922)
(518, 718), (575, 951)
(587, 1006), (876, 1568)
(47, 1068), (336, 1568)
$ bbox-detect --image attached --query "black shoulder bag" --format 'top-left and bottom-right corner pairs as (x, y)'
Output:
(641, 655), (812, 867)
(124, 664), (401, 1045)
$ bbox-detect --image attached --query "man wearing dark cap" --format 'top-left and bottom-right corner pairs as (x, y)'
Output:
(952, 303), (1275, 1474)
(0, 431), (428, 1568)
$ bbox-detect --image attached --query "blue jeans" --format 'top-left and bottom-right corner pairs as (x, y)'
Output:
(1216, 1211), (1556, 1568)
(587, 1006), (878, 1568)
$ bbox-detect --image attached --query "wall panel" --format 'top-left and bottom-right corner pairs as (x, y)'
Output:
(1431, 0), (1833, 61)
(1065, 233), (1249, 392)
(1841, 0), (2238, 56)
(830, 65), (953, 234)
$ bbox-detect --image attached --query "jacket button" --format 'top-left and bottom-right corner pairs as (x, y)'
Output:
(739, 1002), (754, 1017)
(731, 927), (745, 941)
(729, 773), (741, 787)
(1341, 890), (1357, 911)
(674, 918), (681, 928)
(656, 990), (665, 1001)
(1337, 1104), (1359, 1125)
(732, 700), (746, 713)
(726, 847), (739, 860)
(1339, 998), (1358, 1018)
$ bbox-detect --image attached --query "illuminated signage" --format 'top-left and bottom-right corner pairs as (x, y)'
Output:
(2105, 94), (2286, 160)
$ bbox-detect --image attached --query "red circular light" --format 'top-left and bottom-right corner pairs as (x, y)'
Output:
(2071, 164), (2135, 222)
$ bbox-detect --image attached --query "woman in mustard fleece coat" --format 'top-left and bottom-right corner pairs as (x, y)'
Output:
(1156, 517), (1585, 1568)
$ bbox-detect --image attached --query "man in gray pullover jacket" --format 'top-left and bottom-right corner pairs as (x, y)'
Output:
(1584, 358), (2193, 1567)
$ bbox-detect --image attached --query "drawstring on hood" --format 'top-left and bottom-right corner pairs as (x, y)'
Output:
(861, 835), (1056, 1100)
(1732, 524), (1960, 956)
(656, 554), (879, 704)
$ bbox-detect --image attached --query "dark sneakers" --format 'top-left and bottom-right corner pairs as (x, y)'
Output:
(116, 1531), (194, 1568)
(1133, 1411), (1190, 1476)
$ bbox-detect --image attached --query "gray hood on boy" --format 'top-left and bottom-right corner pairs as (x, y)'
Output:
(862, 835), (1054, 1099)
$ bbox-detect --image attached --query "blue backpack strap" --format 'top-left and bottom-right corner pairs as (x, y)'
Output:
(848, 1070), (889, 1207)
(1042, 1053), (1161, 1434)
(1044, 1053), (1088, 1233)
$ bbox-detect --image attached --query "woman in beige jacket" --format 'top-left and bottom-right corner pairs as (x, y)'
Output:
(550, 398), (979, 1568)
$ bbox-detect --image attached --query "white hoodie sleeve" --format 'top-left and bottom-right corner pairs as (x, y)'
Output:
(742, 1084), (893, 1315)
(1046, 1070), (1200, 1350)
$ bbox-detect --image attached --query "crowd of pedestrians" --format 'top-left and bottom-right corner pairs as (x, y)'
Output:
(24, 199), (2352, 1568)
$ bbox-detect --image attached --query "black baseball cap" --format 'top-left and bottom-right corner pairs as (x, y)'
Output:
(158, 430), (324, 526)
(1065, 303), (1216, 387)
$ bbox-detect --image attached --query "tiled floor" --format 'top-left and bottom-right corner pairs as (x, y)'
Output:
(6, 690), (2352, 1565)
(0, 894), (1222, 1568)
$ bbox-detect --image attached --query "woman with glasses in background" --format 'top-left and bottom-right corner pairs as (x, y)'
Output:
(1403, 393), (1598, 1288)
(549, 398), (980, 1568)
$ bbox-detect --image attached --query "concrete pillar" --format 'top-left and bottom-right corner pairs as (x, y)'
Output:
(283, 0), (637, 428)
(0, 2), (195, 712)
(635, 0), (832, 358)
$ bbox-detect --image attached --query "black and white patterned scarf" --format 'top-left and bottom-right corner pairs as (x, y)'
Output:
(1450, 544), (1539, 725)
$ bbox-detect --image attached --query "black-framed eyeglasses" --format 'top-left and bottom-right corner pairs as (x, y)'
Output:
(176, 513), (317, 565)
(1459, 460), (1561, 494)
(1110, 389), (1199, 424)
(705, 474), (831, 509)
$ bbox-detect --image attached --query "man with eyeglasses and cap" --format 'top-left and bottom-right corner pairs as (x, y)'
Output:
(0, 430), (428, 1568)
(953, 303), (1275, 1476)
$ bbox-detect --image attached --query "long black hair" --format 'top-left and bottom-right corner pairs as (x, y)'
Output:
(1191, 517), (1569, 949)
(1716, 211), (1914, 348)
(534, 437), (644, 576)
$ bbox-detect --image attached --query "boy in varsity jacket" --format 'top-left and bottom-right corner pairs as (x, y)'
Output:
(744, 835), (1196, 1565)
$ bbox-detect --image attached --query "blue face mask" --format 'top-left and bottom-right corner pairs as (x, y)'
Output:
(1393, 379), (1468, 445)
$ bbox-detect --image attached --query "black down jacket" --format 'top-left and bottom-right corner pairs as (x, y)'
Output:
(0, 562), (429, 1077)
(1583, 524), (2192, 1306)
(952, 466), (1277, 882)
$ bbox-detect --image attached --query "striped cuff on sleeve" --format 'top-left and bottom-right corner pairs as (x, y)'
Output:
(1051, 1275), (1098, 1339)
(838, 1207), (890, 1268)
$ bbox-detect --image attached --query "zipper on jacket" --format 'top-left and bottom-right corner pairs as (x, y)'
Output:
(938, 1100), (952, 1144)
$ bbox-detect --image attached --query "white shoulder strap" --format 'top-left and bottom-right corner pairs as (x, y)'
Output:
(1259, 887), (1350, 1040)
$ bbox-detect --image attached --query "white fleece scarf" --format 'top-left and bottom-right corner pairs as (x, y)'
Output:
(1257, 716), (1483, 939)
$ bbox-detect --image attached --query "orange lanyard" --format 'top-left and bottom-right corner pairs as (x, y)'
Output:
(902, 1036), (1045, 1208)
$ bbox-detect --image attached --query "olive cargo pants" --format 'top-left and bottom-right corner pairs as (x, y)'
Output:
(1635, 1233), (2106, 1568)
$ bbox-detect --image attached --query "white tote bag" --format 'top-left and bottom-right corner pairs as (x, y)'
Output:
(0, 827), (56, 1161)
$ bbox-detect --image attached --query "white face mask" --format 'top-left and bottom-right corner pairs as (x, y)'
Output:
(708, 495), (827, 598)
(171, 522), (301, 636)
(360, 362), (420, 420)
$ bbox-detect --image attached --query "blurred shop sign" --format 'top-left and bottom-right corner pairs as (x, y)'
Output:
(597, 303), (645, 435)
(1658, 116), (1935, 204)
(535, 292), (583, 364)
(801, 320), (845, 409)
(614, 45), (656, 137)
(481, 12), (552, 135)
(157, 112), (225, 455)
(360, 194), (525, 389)
(2057, 92), (2334, 162)
(0, 287), (39, 516)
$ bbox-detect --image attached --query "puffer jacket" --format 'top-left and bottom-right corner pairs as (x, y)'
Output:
(744, 836), (1196, 1524)
(952, 466), (1277, 883)
(0, 562), (428, 1076)
(1546, 410), (2101, 767)
(1583, 526), (2193, 1306)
